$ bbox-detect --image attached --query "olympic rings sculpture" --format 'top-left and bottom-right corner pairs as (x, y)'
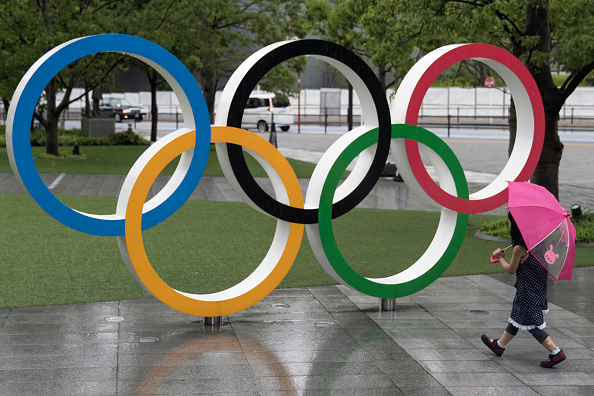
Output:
(6, 34), (544, 317)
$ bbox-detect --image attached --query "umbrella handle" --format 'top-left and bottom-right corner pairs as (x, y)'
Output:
(490, 245), (512, 263)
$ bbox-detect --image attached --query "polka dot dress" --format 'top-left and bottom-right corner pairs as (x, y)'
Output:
(509, 242), (549, 330)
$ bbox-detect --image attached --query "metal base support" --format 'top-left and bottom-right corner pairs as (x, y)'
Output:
(203, 316), (222, 326)
(379, 298), (396, 311)
(268, 122), (277, 148)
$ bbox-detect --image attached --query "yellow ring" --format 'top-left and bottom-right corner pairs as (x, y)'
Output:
(122, 126), (304, 316)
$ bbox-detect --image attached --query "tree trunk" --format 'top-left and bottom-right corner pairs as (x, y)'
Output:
(2, 98), (9, 121)
(347, 83), (353, 130)
(148, 70), (159, 142)
(508, 98), (517, 157)
(201, 68), (216, 124)
(41, 74), (75, 156)
(92, 86), (102, 117)
(84, 85), (91, 117)
(530, 89), (563, 199)
(44, 77), (59, 156)
(513, 0), (563, 199)
(378, 63), (387, 92)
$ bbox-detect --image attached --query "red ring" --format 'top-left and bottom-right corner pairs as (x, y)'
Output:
(403, 44), (544, 214)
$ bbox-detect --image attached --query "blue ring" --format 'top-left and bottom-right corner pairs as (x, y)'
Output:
(8, 34), (210, 236)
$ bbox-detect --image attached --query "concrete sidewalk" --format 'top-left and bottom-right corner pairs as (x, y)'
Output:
(1, 269), (592, 395)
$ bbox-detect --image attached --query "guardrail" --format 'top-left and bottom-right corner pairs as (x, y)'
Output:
(2, 103), (593, 132)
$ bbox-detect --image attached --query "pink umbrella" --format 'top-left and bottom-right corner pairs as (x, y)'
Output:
(507, 181), (576, 282)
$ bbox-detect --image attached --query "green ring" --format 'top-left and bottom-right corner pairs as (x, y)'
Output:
(317, 124), (469, 298)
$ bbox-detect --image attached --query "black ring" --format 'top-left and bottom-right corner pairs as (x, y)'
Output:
(224, 40), (390, 224)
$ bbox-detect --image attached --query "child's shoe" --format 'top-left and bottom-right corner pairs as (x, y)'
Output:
(541, 349), (566, 368)
(481, 334), (505, 356)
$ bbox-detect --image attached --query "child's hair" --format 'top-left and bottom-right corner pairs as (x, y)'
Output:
(508, 211), (525, 246)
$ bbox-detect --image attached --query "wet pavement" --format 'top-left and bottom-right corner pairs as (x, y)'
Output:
(1, 128), (593, 395)
(1, 272), (593, 395)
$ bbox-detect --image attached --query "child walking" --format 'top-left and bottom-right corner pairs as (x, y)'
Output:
(481, 212), (566, 368)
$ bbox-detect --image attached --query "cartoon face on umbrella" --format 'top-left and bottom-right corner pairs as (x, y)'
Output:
(507, 182), (576, 282)
(544, 245), (560, 265)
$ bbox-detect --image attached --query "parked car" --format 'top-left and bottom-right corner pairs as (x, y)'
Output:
(241, 93), (293, 132)
(97, 98), (145, 122)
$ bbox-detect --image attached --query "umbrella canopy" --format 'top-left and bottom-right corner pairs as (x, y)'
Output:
(507, 182), (576, 282)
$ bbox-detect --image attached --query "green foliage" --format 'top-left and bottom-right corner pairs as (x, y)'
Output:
(307, 0), (423, 91)
(0, 128), (148, 148)
(334, 0), (594, 92)
(552, 73), (593, 87)
(29, 129), (46, 147)
(0, 0), (143, 155)
(550, 0), (594, 75)
(162, 0), (313, 120)
(481, 218), (511, 239)
(481, 210), (594, 244)
(106, 131), (150, 146)
(573, 209), (594, 243)
(259, 57), (308, 97)
(29, 129), (147, 147)
(329, 0), (594, 201)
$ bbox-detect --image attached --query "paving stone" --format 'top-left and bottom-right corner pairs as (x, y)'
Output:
(255, 373), (397, 391)
(117, 363), (254, 381)
(419, 359), (507, 373)
(117, 351), (249, 367)
(0, 381), (116, 396)
(399, 387), (450, 396)
(446, 386), (540, 396)
(516, 371), (594, 386)
(248, 361), (385, 377)
(432, 372), (525, 387)
(117, 377), (260, 394)
(531, 385), (594, 396)
(0, 367), (116, 382)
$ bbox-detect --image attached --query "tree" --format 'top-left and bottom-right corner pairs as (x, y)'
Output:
(116, 0), (185, 142)
(172, 0), (311, 123)
(352, 0), (594, 198)
(307, 0), (425, 130)
(0, 33), (23, 119)
(309, 0), (427, 94)
(1, 0), (313, 149)
(0, 0), (133, 155)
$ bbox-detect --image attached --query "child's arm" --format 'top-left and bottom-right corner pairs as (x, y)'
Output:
(492, 245), (527, 274)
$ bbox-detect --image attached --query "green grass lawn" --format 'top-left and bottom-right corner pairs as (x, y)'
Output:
(1, 193), (592, 308)
(0, 140), (591, 308)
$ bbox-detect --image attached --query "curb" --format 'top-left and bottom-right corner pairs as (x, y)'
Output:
(474, 229), (594, 247)
(473, 230), (510, 243)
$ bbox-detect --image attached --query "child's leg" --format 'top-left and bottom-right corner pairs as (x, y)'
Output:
(500, 323), (518, 346)
(528, 328), (559, 352)
(481, 323), (520, 356)
(541, 336), (559, 352)
(530, 328), (566, 367)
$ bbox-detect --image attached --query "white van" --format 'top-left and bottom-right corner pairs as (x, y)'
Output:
(241, 93), (294, 132)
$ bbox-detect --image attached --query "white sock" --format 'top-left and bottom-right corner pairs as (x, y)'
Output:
(497, 340), (506, 348)
(551, 348), (561, 355)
